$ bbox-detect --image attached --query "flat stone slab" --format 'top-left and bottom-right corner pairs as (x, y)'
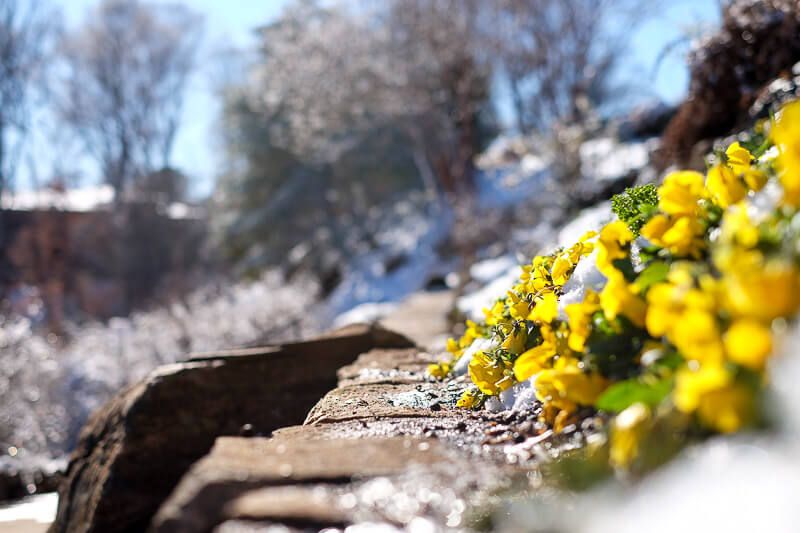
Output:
(49, 324), (415, 533)
(336, 348), (439, 386)
(150, 435), (521, 532)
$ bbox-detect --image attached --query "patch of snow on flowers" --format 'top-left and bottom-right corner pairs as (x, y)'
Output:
(557, 202), (613, 248)
(457, 266), (521, 322)
(453, 337), (498, 377)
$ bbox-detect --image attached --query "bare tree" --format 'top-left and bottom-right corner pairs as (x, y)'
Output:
(0, 0), (58, 200)
(490, 0), (651, 133)
(57, 0), (203, 197)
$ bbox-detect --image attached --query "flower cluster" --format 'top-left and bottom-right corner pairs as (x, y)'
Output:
(431, 99), (800, 470)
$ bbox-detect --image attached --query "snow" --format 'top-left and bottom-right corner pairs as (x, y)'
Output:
(333, 302), (399, 328)
(0, 492), (57, 524)
(469, 255), (517, 284)
(486, 379), (536, 412)
(0, 271), (322, 463)
(457, 265), (520, 322)
(579, 137), (654, 182)
(1, 185), (114, 212)
(557, 202), (612, 248)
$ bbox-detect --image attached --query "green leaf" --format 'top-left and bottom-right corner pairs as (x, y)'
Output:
(595, 378), (672, 413)
(635, 261), (669, 293)
(611, 184), (659, 235)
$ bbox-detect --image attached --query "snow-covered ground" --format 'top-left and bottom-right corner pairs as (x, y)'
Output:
(0, 271), (322, 469)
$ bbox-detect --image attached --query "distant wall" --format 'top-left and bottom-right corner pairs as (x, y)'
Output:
(0, 203), (210, 330)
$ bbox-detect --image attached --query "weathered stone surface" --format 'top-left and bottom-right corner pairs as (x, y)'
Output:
(147, 345), (548, 532)
(336, 348), (437, 386)
(49, 324), (414, 533)
(149, 434), (518, 533)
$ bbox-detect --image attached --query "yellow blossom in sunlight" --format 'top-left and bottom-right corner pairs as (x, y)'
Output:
(468, 351), (513, 396)
(446, 337), (460, 354)
(565, 290), (600, 352)
(718, 204), (760, 249)
(513, 342), (557, 382)
(671, 309), (724, 364)
(674, 364), (754, 433)
(530, 291), (559, 324)
(427, 362), (452, 380)
(600, 275), (646, 327)
(500, 325), (527, 355)
(706, 164), (747, 208)
(657, 170), (706, 216)
(483, 300), (507, 327)
(771, 100), (800, 205)
(534, 358), (608, 413)
(457, 388), (480, 409)
(551, 254), (573, 286)
(641, 214), (705, 258)
(610, 403), (651, 469)
(597, 221), (634, 277)
(743, 168), (769, 192)
(507, 291), (530, 321)
(725, 141), (754, 175)
(723, 262), (800, 321)
(724, 319), (773, 371)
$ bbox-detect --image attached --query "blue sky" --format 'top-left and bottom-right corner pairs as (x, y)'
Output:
(47, 0), (720, 198)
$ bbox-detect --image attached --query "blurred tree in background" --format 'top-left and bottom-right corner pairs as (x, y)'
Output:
(215, 0), (497, 277)
(215, 0), (652, 278)
(490, 0), (651, 134)
(55, 0), (203, 199)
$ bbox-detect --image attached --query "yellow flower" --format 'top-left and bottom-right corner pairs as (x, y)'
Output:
(446, 337), (460, 354)
(600, 275), (646, 328)
(507, 291), (530, 321)
(530, 290), (559, 324)
(670, 309), (724, 364)
(725, 141), (754, 175)
(534, 358), (608, 413)
(597, 221), (634, 277)
(427, 362), (452, 380)
(674, 364), (754, 433)
(743, 168), (769, 192)
(500, 325), (528, 355)
(513, 341), (557, 381)
(551, 254), (573, 286)
(641, 214), (705, 258)
(718, 204), (760, 250)
(772, 100), (800, 205)
(724, 319), (773, 371)
(657, 170), (705, 216)
(645, 283), (682, 338)
(723, 262), (800, 321)
(483, 300), (506, 327)
(565, 290), (600, 352)
(468, 351), (513, 396)
(610, 403), (651, 469)
(457, 388), (480, 409)
(706, 164), (746, 207)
